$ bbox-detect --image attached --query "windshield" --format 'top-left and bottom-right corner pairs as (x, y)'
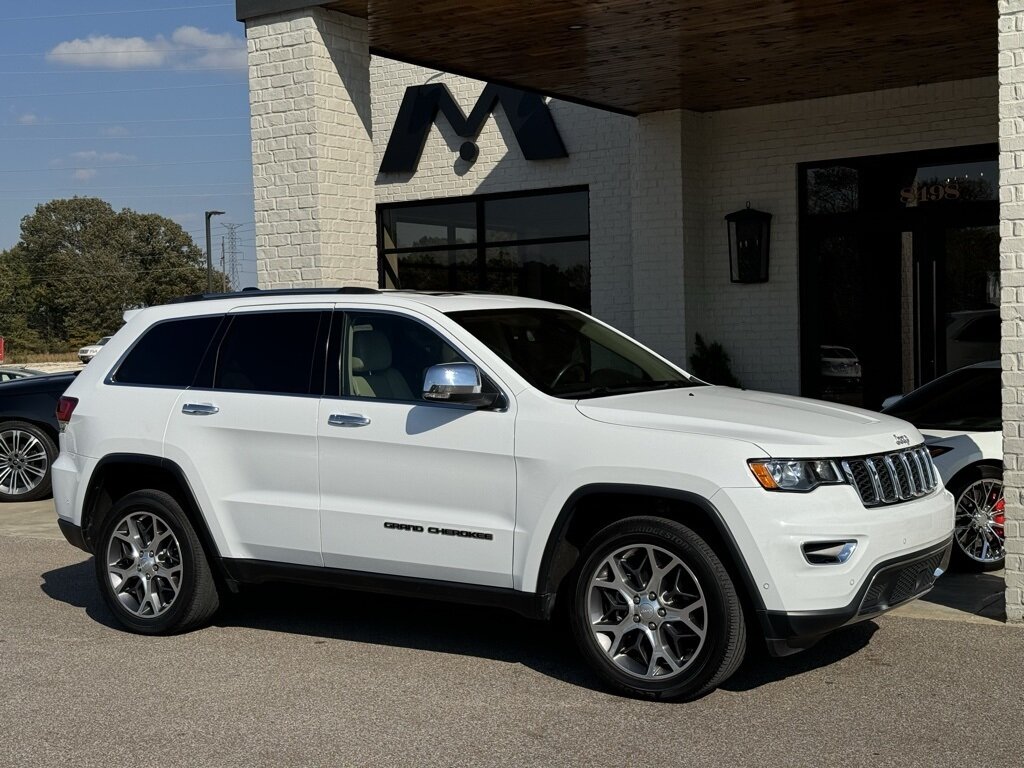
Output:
(448, 308), (701, 398)
(99, 337), (112, 345)
(882, 365), (1000, 431)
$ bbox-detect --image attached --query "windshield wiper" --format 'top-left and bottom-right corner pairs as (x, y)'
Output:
(557, 380), (695, 399)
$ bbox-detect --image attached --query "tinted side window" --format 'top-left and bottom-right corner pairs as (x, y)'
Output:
(114, 316), (222, 387)
(214, 311), (324, 395)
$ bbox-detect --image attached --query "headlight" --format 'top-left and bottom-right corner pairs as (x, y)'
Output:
(748, 459), (845, 492)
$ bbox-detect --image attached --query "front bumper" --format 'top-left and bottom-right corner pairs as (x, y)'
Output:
(762, 537), (952, 656)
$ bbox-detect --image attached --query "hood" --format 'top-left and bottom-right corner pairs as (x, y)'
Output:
(575, 386), (923, 457)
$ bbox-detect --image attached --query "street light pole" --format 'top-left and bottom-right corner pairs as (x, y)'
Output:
(204, 210), (225, 293)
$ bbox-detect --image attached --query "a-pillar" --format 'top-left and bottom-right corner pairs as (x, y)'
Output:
(245, 6), (375, 288)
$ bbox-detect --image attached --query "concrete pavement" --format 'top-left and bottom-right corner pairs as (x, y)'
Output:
(1, 501), (1021, 767)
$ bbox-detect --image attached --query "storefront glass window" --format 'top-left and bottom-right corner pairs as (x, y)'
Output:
(378, 188), (590, 310)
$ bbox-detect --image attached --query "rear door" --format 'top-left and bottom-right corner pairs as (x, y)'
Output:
(163, 305), (330, 566)
(316, 307), (517, 587)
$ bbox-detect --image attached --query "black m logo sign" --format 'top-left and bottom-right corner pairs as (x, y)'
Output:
(379, 83), (568, 174)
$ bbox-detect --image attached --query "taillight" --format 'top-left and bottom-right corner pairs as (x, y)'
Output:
(56, 396), (78, 430)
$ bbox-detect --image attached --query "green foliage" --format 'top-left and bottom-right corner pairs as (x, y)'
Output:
(0, 197), (224, 352)
(689, 333), (741, 387)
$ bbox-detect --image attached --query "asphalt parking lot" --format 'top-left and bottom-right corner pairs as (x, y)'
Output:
(2, 502), (1022, 768)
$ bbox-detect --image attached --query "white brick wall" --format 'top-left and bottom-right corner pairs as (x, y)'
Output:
(630, 111), (688, 362)
(999, 0), (1024, 623)
(685, 77), (997, 393)
(371, 58), (636, 334)
(248, 7), (375, 289)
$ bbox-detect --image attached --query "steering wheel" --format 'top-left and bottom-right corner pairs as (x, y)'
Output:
(551, 361), (588, 389)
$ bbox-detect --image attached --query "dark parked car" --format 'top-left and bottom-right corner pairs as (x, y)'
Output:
(0, 371), (77, 503)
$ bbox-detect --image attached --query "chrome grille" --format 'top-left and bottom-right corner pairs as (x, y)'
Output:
(841, 446), (938, 507)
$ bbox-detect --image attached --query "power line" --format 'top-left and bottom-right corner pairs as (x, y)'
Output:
(0, 182), (251, 193)
(3, 116), (247, 127)
(0, 158), (251, 173)
(0, 192), (255, 200)
(0, 4), (232, 22)
(0, 67), (246, 74)
(0, 133), (250, 141)
(0, 46), (241, 58)
(0, 82), (245, 99)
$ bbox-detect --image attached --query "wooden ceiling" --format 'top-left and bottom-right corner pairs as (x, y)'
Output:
(317, 0), (995, 114)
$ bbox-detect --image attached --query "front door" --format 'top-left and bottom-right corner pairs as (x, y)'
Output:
(317, 308), (516, 587)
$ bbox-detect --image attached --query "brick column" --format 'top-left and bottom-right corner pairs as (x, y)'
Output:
(1000, 0), (1024, 623)
(629, 111), (688, 365)
(246, 7), (375, 288)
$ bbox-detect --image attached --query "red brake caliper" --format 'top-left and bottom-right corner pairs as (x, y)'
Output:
(992, 496), (1006, 541)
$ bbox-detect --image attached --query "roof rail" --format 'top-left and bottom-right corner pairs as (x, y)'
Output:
(168, 286), (380, 304)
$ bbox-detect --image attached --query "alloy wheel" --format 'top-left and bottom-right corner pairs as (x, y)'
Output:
(0, 428), (48, 497)
(954, 478), (1006, 565)
(587, 544), (707, 680)
(106, 511), (184, 618)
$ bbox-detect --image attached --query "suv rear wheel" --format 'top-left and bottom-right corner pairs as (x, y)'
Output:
(94, 489), (220, 633)
(570, 517), (746, 700)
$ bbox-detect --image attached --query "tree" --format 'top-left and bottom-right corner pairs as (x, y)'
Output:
(0, 247), (40, 356)
(2, 197), (225, 351)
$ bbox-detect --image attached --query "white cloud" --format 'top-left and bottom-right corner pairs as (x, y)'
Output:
(69, 150), (136, 163)
(100, 125), (130, 137)
(46, 26), (245, 71)
(47, 35), (170, 68)
(16, 113), (39, 125)
(72, 168), (97, 181)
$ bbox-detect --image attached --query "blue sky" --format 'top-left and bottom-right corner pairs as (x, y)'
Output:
(1, 0), (256, 287)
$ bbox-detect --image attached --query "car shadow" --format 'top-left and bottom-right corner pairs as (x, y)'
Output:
(920, 570), (1006, 620)
(40, 560), (876, 698)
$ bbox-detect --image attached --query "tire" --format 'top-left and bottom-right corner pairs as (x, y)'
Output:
(569, 516), (747, 701)
(949, 464), (1005, 572)
(94, 489), (220, 634)
(0, 420), (57, 503)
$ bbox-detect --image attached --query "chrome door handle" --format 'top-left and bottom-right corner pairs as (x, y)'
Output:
(328, 413), (370, 427)
(182, 403), (219, 416)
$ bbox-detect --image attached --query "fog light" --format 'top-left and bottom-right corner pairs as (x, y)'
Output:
(802, 540), (857, 565)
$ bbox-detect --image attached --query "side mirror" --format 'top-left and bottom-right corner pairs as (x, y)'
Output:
(422, 363), (497, 408)
(881, 394), (904, 410)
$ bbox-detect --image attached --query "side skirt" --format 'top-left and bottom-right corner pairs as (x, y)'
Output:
(220, 559), (556, 620)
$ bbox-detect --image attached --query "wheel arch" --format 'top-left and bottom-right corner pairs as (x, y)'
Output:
(946, 459), (1003, 492)
(82, 454), (227, 580)
(536, 483), (767, 625)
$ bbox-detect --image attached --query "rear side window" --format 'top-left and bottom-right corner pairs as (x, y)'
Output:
(214, 311), (324, 395)
(113, 316), (222, 387)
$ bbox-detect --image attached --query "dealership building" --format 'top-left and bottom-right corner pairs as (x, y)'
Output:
(235, 1), (1024, 619)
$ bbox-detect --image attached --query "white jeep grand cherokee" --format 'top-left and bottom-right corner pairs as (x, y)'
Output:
(53, 288), (954, 700)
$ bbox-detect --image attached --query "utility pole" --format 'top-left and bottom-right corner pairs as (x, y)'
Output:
(221, 237), (227, 292)
(204, 210), (225, 292)
(222, 222), (243, 290)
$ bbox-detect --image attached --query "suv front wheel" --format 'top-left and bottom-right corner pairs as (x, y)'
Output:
(95, 489), (220, 634)
(570, 517), (747, 700)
